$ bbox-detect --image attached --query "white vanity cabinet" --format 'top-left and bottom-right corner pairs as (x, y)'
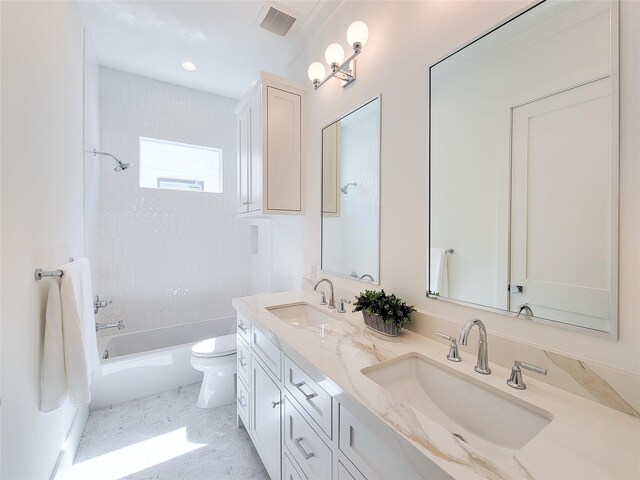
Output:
(236, 71), (304, 216)
(235, 311), (449, 480)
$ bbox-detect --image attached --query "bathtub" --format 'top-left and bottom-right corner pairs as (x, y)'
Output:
(90, 316), (236, 410)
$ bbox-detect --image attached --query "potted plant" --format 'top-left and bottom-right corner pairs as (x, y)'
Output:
(352, 290), (416, 337)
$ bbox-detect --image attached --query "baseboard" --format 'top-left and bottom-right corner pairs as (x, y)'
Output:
(49, 406), (89, 480)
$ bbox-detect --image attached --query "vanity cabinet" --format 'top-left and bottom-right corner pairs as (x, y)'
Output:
(235, 311), (448, 480)
(236, 72), (304, 216)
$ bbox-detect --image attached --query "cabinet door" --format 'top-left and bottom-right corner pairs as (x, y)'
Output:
(251, 360), (282, 480)
(266, 86), (301, 212)
(510, 78), (611, 330)
(249, 89), (263, 213)
(238, 104), (250, 214)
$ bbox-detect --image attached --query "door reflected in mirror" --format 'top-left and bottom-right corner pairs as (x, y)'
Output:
(429, 0), (618, 334)
(322, 97), (380, 283)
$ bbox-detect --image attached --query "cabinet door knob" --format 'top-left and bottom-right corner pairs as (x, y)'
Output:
(271, 400), (280, 408)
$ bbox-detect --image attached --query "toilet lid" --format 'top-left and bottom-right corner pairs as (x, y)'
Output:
(191, 334), (237, 358)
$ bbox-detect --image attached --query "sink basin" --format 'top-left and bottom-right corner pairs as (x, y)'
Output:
(361, 353), (552, 452)
(266, 303), (336, 329)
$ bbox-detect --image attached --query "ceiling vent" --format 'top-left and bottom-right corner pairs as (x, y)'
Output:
(257, 2), (298, 37)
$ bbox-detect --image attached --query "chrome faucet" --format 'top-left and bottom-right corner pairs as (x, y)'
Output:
(313, 278), (335, 309)
(458, 319), (491, 375)
(515, 304), (534, 317)
(96, 320), (125, 332)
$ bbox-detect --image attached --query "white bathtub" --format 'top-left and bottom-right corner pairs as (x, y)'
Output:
(90, 317), (236, 410)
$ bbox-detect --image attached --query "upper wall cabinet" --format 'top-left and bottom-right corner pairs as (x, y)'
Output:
(236, 72), (304, 216)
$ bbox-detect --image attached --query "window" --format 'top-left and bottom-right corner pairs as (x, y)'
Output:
(139, 137), (223, 193)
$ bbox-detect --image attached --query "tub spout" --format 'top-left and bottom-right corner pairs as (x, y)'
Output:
(96, 320), (125, 332)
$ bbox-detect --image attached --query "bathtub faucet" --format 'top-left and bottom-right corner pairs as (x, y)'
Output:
(96, 320), (125, 332)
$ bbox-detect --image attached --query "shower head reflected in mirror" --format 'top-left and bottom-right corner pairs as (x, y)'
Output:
(93, 149), (132, 172)
(340, 182), (357, 194)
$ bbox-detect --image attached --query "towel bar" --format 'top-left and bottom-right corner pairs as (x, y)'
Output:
(35, 258), (75, 281)
(445, 249), (454, 254)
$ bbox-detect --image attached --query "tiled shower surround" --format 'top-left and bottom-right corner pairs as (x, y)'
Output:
(90, 68), (251, 334)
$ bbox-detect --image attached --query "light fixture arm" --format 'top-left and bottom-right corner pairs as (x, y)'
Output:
(313, 44), (362, 90)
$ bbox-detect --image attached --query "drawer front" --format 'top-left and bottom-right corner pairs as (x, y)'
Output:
(338, 461), (365, 480)
(284, 451), (308, 480)
(339, 404), (449, 480)
(237, 314), (251, 343)
(237, 378), (250, 429)
(284, 398), (332, 480)
(252, 326), (282, 380)
(284, 356), (332, 438)
(237, 337), (251, 387)
(338, 405), (381, 480)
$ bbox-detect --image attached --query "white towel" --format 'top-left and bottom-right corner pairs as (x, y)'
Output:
(41, 258), (99, 411)
(41, 278), (66, 411)
(429, 248), (449, 296)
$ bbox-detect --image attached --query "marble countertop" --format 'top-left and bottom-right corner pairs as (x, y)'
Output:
(233, 291), (640, 480)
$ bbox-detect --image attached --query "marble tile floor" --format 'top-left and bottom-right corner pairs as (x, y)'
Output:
(70, 383), (268, 480)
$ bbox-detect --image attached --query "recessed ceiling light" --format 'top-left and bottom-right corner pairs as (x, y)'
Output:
(181, 61), (196, 71)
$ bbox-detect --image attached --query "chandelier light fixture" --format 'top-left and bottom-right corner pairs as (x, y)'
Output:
(307, 21), (369, 90)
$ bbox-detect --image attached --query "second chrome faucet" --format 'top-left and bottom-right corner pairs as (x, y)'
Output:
(458, 318), (491, 375)
(314, 278), (336, 309)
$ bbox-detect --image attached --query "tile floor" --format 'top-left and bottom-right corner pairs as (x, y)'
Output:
(71, 383), (268, 480)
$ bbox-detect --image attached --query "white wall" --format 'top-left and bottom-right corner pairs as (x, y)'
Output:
(283, 0), (640, 374)
(1, 1), (86, 477)
(91, 68), (253, 334)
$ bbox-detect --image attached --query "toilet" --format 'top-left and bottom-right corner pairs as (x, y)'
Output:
(190, 334), (237, 408)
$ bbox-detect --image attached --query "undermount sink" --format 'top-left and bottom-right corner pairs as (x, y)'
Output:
(266, 302), (336, 329)
(361, 353), (552, 453)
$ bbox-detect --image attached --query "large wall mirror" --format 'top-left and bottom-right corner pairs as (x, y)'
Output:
(322, 97), (381, 283)
(429, 1), (618, 335)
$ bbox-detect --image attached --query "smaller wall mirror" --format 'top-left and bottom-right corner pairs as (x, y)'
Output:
(321, 97), (381, 283)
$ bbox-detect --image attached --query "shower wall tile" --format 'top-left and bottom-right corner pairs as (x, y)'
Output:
(93, 68), (253, 335)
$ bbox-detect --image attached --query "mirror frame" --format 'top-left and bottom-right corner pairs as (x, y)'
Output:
(320, 95), (382, 285)
(427, 1), (619, 338)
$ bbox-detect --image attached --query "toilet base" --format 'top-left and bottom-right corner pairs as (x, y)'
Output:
(197, 371), (237, 409)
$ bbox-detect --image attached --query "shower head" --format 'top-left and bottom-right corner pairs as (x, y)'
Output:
(114, 160), (132, 172)
(340, 182), (357, 194)
(94, 149), (133, 173)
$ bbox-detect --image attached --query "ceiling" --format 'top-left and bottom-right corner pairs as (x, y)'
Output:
(79, 1), (339, 99)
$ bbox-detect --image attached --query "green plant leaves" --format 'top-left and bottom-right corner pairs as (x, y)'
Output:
(352, 289), (416, 330)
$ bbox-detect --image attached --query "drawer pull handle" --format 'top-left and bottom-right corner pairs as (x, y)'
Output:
(293, 437), (315, 460)
(271, 401), (281, 408)
(238, 396), (247, 408)
(238, 323), (248, 332)
(294, 381), (318, 400)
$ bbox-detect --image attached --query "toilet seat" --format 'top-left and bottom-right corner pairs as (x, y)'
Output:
(191, 334), (237, 358)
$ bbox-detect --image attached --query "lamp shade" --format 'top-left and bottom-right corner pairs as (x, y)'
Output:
(307, 62), (326, 82)
(347, 21), (369, 47)
(324, 43), (345, 65)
